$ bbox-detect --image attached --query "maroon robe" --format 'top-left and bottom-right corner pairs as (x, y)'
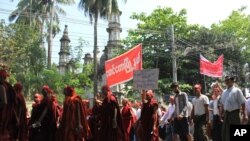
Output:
(121, 104), (134, 141)
(0, 82), (18, 141)
(140, 99), (159, 141)
(56, 94), (90, 141)
(88, 102), (102, 141)
(29, 96), (57, 141)
(15, 90), (28, 141)
(98, 94), (125, 141)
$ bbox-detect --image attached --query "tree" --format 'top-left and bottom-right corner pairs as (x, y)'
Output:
(123, 6), (250, 94)
(124, 7), (197, 80)
(0, 21), (46, 97)
(9, 0), (75, 69)
(205, 7), (250, 86)
(78, 0), (124, 96)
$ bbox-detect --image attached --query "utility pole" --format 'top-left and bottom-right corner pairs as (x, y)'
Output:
(170, 25), (177, 82)
(29, 0), (32, 27)
(47, 0), (54, 69)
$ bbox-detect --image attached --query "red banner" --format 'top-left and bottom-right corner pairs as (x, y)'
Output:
(200, 54), (223, 77)
(105, 44), (142, 87)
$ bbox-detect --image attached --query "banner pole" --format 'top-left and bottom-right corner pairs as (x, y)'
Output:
(204, 75), (207, 94)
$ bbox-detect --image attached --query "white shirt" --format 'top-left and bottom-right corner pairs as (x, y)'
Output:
(158, 108), (163, 118)
(174, 92), (189, 117)
(187, 101), (193, 117)
(136, 108), (141, 119)
(221, 86), (246, 111)
(192, 94), (209, 116)
(132, 107), (137, 118)
(160, 104), (175, 124)
(213, 96), (220, 115)
(245, 98), (250, 115)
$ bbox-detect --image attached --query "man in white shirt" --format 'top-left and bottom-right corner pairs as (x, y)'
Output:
(191, 84), (209, 141)
(160, 96), (175, 141)
(220, 75), (247, 141)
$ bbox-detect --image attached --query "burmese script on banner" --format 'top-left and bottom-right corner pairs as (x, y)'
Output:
(105, 44), (142, 87)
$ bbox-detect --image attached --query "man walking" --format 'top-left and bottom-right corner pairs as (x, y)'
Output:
(56, 86), (90, 141)
(191, 84), (209, 141)
(220, 75), (247, 141)
(171, 82), (190, 141)
(98, 85), (125, 141)
(140, 90), (159, 141)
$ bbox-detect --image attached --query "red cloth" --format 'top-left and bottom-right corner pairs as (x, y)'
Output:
(0, 70), (9, 78)
(98, 94), (125, 141)
(121, 104), (133, 141)
(51, 95), (63, 128)
(16, 91), (28, 141)
(88, 104), (102, 141)
(0, 82), (18, 140)
(55, 94), (90, 141)
(29, 96), (57, 141)
(139, 99), (159, 141)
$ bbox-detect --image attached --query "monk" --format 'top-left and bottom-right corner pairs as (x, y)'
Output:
(13, 82), (28, 141)
(139, 90), (159, 141)
(29, 85), (57, 141)
(98, 85), (125, 141)
(121, 98), (134, 141)
(32, 93), (43, 107)
(51, 94), (63, 128)
(55, 86), (90, 141)
(0, 68), (18, 141)
(88, 97), (103, 141)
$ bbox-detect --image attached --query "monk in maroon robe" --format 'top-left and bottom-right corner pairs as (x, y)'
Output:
(29, 85), (57, 141)
(139, 90), (159, 141)
(98, 85), (125, 141)
(88, 97), (102, 141)
(0, 69), (18, 141)
(55, 86), (90, 141)
(121, 98), (134, 141)
(51, 94), (63, 128)
(32, 93), (43, 107)
(13, 82), (28, 141)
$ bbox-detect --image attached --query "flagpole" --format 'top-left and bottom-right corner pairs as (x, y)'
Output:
(204, 75), (207, 94)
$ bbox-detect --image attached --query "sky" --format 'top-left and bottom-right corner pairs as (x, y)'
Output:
(0, 0), (250, 64)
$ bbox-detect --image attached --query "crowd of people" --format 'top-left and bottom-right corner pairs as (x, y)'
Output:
(1, 65), (250, 141)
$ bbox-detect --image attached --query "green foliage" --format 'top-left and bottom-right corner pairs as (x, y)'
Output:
(123, 6), (250, 95)
(210, 7), (250, 84)
(158, 79), (192, 95)
(0, 21), (46, 97)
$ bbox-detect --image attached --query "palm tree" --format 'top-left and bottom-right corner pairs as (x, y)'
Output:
(9, 0), (75, 68)
(78, 0), (123, 97)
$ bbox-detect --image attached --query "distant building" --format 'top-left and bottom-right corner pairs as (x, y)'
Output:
(99, 12), (124, 94)
(83, 53), (93, 65)
(99, 12), (123, 76)
(105, 11), (123, 59)
(58, 25), (75, 74)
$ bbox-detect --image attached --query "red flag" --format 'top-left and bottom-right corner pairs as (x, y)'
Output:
(105, 44), (142, 87)
(200, 54), (223, 77)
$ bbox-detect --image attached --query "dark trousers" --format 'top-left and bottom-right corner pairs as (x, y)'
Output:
(130, 126), (135, 141)
(173, 117), (188, 141)
(212, 115), (222, 141)
(165, 124), (173, 141)
(222, 109), (240, 141)
(193, 114), (208, 141)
